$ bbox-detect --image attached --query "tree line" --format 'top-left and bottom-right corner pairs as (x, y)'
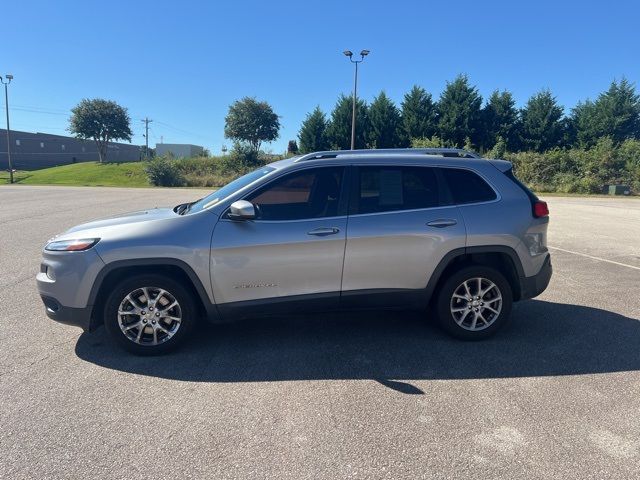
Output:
(297, 75), (640, 156)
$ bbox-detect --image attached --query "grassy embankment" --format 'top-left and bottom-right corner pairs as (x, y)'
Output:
(0, 157), (239, 188)
(0, 162), (149, 187)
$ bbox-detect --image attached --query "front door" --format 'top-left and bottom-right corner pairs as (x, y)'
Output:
(210, 166), (348, 312)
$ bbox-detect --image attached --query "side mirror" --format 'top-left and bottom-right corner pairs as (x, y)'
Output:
(228, 200), (256, 220)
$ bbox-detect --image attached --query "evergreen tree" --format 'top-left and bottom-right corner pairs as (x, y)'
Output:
(573, 78), (640, 146)
(368, 91), (403, 148)
(481, 90), (518, 151)
(298, 106), (330, 153)
(287, 140), (299, 155)
(437, 74), (483, 148)
(520, 90), (564, 152)
(400, 85), (437, 141)
(326, 94), (369, 149)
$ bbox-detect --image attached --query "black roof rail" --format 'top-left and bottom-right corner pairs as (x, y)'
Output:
(295, 148), (480, 162)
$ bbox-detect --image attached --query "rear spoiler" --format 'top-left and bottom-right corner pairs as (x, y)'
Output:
(487, 159), (512, 172)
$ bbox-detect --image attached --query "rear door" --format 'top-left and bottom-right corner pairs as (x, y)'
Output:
(341, 164), (466, 305)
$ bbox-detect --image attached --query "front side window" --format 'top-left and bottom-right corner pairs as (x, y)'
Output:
(189, 166), (276, 213)
(247, 167), (344, 221)
(356, 166), (439, 214)
(441, 168), (497, 204)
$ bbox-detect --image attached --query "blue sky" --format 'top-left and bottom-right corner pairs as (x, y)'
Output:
(2, 0), (639, 154)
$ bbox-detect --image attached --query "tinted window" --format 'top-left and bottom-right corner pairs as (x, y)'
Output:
(246, 167), (343, 220)
(357, 166), (439, 214)
(441, 168), (497, 204)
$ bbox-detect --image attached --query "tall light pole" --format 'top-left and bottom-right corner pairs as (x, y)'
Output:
(1, 74), (14, 184)
(343, 50), (369, 150)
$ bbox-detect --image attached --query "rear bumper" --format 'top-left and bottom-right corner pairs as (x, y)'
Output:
(40, 295), (93, 331)
(519, 254), (552, 300)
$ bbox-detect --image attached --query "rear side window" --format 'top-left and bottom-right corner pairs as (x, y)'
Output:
(356, 166), (439, 214)
(440, 168), (497, 204)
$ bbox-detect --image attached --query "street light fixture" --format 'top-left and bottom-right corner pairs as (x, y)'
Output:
(343, 49), (370, 150)
(0, 74), (13, 184)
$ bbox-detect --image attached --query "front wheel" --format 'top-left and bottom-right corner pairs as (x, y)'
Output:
(435, 266), (513, 340)
(103, 274), (197, 355)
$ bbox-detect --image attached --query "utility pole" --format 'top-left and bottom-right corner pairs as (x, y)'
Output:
(141, 117), (152, 159)
(343, 50), (369, 150)
(1, 75), (14, 184)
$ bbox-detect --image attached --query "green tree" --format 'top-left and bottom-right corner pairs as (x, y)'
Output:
(437, 74), (483, 148)
(326, 94), (369, 149)
(368, 91), (403, 148)
(224, 97), (280, 153)
(486, 136), (507, 159)
(481, 90), (518, 150)
(573, 78), (640, 146)
(298, 106), (330, 153)
(520, 90), (564, 152)
(287, 139), (299, 155)
(401, 85), (437, 141)
(411, 136), (445, 148)
(69, 98), (133, 163)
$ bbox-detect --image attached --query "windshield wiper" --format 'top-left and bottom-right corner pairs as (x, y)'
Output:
(175, 198), (202, 215)
(174, 203), (189, 215)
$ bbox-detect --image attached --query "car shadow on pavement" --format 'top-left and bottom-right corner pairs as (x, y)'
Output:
(75, 300), (640, 394)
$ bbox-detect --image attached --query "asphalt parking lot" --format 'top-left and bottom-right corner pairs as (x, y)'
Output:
(1, 185), (639, 479)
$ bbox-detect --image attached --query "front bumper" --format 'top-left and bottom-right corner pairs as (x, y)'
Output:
(36, 247), (105, 331)
(519, 254), (552, 300)
(40, 295), (93, 331)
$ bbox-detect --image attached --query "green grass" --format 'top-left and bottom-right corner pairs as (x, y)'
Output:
(0, 161), (150, 187)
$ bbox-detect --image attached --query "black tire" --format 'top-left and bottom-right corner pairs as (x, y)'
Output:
(435, 265), (513, 340)
(103, 274), (197, 355)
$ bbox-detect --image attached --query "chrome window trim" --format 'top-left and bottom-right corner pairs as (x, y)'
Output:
(220, 164), (348, 222)
(349, 163), (501, 217)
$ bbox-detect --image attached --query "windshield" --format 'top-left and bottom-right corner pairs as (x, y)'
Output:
(187, 166), (276, 213)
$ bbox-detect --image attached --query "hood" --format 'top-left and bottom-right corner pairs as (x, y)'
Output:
(63, 208), (177, 235)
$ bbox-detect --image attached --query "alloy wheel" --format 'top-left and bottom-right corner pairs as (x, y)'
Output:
(449, 277), (503, 331)
(117, 286), (182, 345)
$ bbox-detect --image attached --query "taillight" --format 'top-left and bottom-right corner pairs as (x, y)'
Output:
(533, 201), (549, 218)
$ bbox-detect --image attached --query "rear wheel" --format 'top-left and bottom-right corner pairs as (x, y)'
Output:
(435, 266), (512, 340)
(103, 274), (197, 355)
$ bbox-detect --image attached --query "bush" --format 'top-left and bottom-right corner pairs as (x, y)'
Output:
(144, 157), (185, 187)
(504, 139), (640, 194)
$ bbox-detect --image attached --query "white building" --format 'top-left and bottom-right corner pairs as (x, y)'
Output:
(155, 143), (204, 158)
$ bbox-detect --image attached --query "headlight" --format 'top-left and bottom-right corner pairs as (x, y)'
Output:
(45, 238), (100, 252)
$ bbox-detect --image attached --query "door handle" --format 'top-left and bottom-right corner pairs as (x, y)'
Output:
(307, 227), (340, 236)
(427, 219), (458, 228)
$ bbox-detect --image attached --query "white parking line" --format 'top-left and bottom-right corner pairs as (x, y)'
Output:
(549, 246), (640, 271)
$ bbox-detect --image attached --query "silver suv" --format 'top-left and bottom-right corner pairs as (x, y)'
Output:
(37, 148), (552, 354)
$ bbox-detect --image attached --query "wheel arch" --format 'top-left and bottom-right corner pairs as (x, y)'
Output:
(426, 246), (524, 305)
(88, 258), (219, 330)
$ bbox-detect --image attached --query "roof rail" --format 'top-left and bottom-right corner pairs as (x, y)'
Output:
(295, 148), (480, 162)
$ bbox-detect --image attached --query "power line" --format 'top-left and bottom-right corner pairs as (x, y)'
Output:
(153, 120), (210, 141)
(12, 103), (70, 114)
(9, 102), (210, 144)
(10, 106), (70, 116)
